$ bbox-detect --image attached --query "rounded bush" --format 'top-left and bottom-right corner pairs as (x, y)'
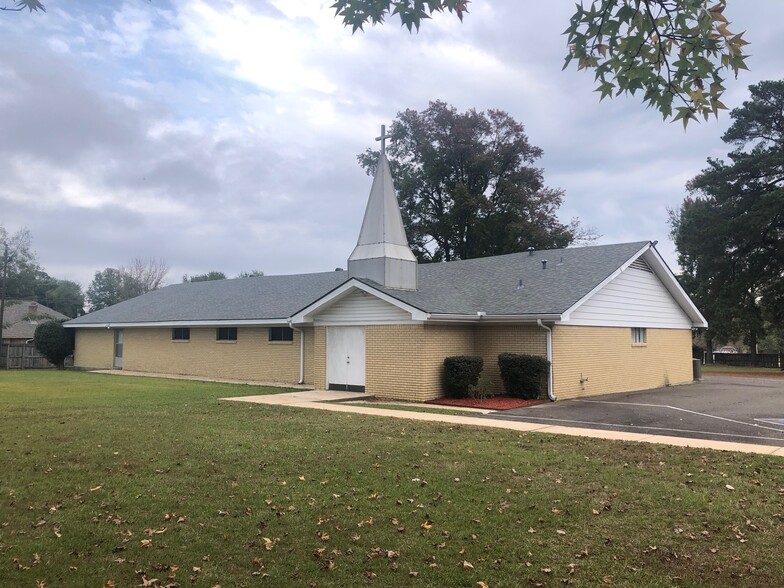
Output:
(497, 353), (549, 399)
(33, 319), (74, 369)
(443, 356), (483, 398)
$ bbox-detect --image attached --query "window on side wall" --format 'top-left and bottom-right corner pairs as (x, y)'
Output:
(631, 327), (647, 344)
(269, 326), (294, 342)
(217, 327), (238, 341)
(172, 327), (190, 341)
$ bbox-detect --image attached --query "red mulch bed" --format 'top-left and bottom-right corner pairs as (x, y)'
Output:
(426, 395), (547, 410)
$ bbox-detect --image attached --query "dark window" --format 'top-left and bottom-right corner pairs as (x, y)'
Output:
(631, 327), (647, 344)
(172, 327), (190, 341)
(217, 327), (238, 341)
(269, 326), (294, 342)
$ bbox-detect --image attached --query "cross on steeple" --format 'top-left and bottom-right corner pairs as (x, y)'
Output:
(375, 124), (391, 155)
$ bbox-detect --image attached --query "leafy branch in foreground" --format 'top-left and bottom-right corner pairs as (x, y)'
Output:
(0, 0), (45, 12)
(332, 0), (749, 127)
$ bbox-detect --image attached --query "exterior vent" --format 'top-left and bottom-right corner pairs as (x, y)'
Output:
(629, 258), (653, 273)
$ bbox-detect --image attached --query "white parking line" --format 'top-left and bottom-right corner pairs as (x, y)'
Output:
(577, 399), (784, 434)
(488, 414), (784, 443)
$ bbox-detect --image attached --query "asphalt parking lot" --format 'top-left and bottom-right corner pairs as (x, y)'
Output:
(483, 375), (784, 446)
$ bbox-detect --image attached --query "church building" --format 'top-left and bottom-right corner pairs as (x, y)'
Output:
(66, 128), (706, 401)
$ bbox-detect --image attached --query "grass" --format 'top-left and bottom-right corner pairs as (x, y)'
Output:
(1, 371), (783, 587)
(340, 402), (478, 416)
(702, 364), (783, 375)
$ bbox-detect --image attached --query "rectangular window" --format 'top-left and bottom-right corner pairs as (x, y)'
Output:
(172, 327), (190, 341)
(632, 327), (647, 344)
(269, 326), (294, 342)
(217, 327), (238, 341)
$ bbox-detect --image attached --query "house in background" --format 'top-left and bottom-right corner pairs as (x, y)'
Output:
(65, 135), (707, 401)
(1, 301), (71, 369)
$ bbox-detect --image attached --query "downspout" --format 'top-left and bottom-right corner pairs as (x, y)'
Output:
(536, 319), (555, 401)
(290, 323), (304, 384)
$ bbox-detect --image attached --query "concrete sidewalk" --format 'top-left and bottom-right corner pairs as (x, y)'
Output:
(224, 389), (784, 457)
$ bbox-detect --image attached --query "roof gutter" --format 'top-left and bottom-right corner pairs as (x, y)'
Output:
(64, 318), (292, 329)
(536, 319), (555, 401)
(289, 322), (305, 385)
(427, 313), (562, 323)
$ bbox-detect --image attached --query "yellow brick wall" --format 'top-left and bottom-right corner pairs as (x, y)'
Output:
(366, 324), (427, 400)
(551, 325), (693, 400)
(421, 324), (475, 400)
(474, 325), (547, 393)
(73, 329), (115, 369)
(313, 327), (326, 390)
(74, 327), (308, 384)
(364, 323), (543, 401)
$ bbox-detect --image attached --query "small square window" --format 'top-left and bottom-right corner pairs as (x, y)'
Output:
(217, 327), (238, 341)
(632, 327), (647, 344)
(172, 327), (190, 341)
(269, 327), (294, 342)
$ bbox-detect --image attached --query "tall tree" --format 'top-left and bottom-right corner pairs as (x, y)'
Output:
(358, 101), (593, 262)
(86, 268), (124, 311)
(86, 259), (169, 311)
(184, 271), (227, 283)
(0, 226), (39, 336)
(670, 80), (784, 358)
(332, 0), (749, 126)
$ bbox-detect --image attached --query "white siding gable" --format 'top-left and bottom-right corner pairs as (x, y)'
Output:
(313, 290), (415, 325)
(564, 265), (692, 329)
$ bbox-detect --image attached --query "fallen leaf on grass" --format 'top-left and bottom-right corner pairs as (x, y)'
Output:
(140, 540), (152, 548)
(726, 485), (735, 491)
(53, 526), (62, 538)
(460, 560), (474, 569)
(144, 528), (167, 536)
(90, 485), (103, 492)
(477, 583), (490, 588)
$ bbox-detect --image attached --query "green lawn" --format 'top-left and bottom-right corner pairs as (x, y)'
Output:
(1, 372), (783, 587)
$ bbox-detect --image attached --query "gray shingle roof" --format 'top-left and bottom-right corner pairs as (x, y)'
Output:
(67, 241), (649, 326)
(2, 301), (71, 340)
(376, 241), (649, 315)
(67, 271), (349, 325)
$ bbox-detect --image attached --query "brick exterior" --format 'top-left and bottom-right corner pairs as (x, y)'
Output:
(73, 327), (314, 385)
(313, 327), (326, 389)
(73, 323), (694, 402)
(551, 325), (693, 400)
(475, 325), (547, 392)
(366, 323), (543, 402)
(366, 324), (427, 400)
(74, 329), (115, 369)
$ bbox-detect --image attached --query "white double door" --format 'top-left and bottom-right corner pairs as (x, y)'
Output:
(326, 326), (365, 392)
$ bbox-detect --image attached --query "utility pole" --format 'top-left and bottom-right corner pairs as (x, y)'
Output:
(0, 243), (9, 345)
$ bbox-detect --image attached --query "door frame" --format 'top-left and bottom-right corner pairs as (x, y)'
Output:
(326, 326), (365, 392)
(113, 329), (124, 369)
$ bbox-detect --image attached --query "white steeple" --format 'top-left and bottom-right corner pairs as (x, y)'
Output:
(348, 125), (418, 290)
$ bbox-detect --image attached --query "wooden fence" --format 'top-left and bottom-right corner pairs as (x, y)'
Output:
(712, 352), (781, 369)
(0, 343), (73, 369)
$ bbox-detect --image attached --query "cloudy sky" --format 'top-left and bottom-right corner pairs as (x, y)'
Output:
(1, 1), (782, 291)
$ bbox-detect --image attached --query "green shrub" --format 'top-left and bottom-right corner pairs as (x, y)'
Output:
(33, 319), (74, 369)
(443, 356), (483, 398)
(468, 376), (493, 401)
(497, 353), (549, 399)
